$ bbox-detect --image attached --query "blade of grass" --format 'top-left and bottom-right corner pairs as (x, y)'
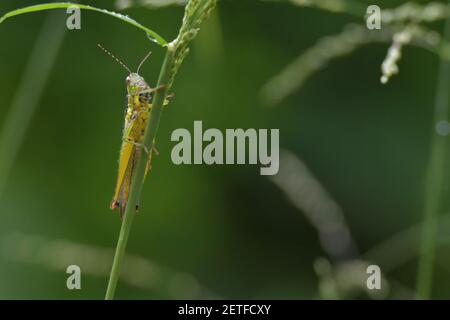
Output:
(416, 4), (450, 299)
(0, 11), (66, 199)
(0, 2), (167, 46)
(115, 0), (187, 10)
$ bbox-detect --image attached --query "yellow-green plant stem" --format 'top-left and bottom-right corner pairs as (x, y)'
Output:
(105, 46), (174, 300)
(416, 9), (450, 299)
(105, 0), (216, 299)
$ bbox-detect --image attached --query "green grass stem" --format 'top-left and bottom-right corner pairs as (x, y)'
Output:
(105, 0), (217, 299)
(416, 6), (450, 299)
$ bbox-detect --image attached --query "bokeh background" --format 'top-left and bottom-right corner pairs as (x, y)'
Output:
(0, 0), (449, 299)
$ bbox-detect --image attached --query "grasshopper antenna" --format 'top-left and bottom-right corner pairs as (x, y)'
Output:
(97, 43), (132, 74)
(137, 50), (152, 74)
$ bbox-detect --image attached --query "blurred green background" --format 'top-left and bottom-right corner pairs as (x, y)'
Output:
(0, 0), (449, 299)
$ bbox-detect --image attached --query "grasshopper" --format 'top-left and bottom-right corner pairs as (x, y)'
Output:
(98, 44), (166, 217)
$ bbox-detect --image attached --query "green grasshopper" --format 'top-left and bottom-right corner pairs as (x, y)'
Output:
(97, 44), (166, 216)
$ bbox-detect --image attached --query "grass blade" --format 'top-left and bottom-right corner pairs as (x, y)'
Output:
(416, 8), (450, 299)
(0, 2), (167, 46)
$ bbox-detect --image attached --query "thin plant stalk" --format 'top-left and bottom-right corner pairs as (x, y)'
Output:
(416, 7), (450, 299)
(0, 12), (65, 199)
(105, 48), (174, 299)
(105, 0), (217, 300)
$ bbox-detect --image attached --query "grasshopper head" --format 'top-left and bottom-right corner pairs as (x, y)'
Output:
(126, 73), (149, 95)
(96, 45), (152, 96)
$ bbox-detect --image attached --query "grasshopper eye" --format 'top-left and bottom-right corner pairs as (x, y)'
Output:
(125, 76), (131, 85)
